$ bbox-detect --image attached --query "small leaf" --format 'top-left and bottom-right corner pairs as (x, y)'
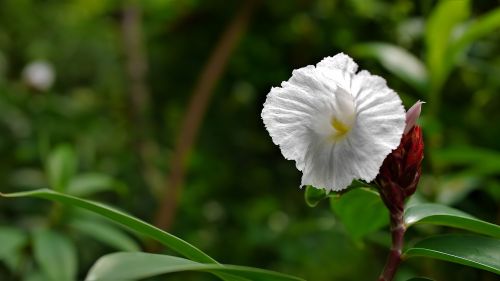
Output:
(85, 252), (305, 281)
(404, 234), (500, 275)
(404, 203), (500, 238)
(70, 219), (140, 251)
(330, 188), (389, 240)
(46, 144), (77, 192)
(352, 42), (428, 92)
(33, 229), (78, 281)
(406, 278), (434, 281)
(67, 173), (117, 197)
(304, 185), (328, 207)
(0, 189), (216, 264)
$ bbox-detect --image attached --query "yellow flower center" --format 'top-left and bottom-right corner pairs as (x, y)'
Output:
(331, 117), (351, 141)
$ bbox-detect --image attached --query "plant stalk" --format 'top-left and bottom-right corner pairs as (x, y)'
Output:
(378, 211), (406, 281)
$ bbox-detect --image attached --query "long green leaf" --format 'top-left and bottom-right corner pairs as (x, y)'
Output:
(0, 189), (216, 264)
(448, 7), (500, 72)
(33, 229), (77, 281)
(352, 42), (428, 92)
(404, 203), (500, 238)
(404, 234), (500, 275)
(425, 0), (470, 95)
(85, 252), (305, 281)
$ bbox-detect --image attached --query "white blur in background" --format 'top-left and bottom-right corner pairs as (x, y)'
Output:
(22, 60), (55, 91)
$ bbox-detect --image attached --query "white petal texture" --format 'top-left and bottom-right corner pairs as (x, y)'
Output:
(261, 53), (406, 191)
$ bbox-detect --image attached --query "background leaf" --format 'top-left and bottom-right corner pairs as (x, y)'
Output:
(85, 252), (305, 281)
(0, 226), (27, 271)
(330, 188), (389, 240)
(425, 0), (470, 94)
(404, 203), (500, 238)
(66, 173), (119, 197)
(69, 219), (140, 251)
(352, 42), (428, 92)
(33, 229), (77, 281)
(448, 7), (500, 73)
(404, 234), (500, 275)
(46, 144), (77, 192)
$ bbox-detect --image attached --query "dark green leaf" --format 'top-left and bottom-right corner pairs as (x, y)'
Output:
(330, 188), (389, 240)
(404, 203), (500, 238)
(85, 252), (305, 281)
(404, 234), (500, 275)
(0, 189), (216, 264)
(405, 278), (434, 281)
(33, 229), (77, 281)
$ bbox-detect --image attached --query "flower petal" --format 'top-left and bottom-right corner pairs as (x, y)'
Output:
(317, 53), (358, 74)
(349, 70), (406, 182)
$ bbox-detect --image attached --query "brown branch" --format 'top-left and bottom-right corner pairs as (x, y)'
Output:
(122, 2), (149, 122)
(154, 0), (259, 231)
(121, 2), (164, 195)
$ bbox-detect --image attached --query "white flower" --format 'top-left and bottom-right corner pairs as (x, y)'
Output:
(261, 53), (406, 191)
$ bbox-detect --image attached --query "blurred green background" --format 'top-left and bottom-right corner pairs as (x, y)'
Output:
(0, 0), (499, 280)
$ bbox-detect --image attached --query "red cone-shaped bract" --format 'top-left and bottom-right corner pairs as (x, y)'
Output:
(376, 126), (424, 213)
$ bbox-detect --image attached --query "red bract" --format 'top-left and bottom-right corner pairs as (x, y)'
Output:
(375, 126), (424, 213)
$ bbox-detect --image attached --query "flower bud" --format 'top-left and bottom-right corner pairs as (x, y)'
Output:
(376, 125), (424, 213)
(404, 101), (424, 134)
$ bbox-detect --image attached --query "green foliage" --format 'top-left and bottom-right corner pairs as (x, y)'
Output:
(405, 203), (500, 238)
(425, 0), (470, 96)
(69, 219), (140, 252)
(33, 229), (78, 281)
(0, 189), (216, 264)
(66, 173), (120, 197)
(1, 189), (305, 281)
(330, 188), (389, 240)
(304, 185), (328, 207)
(0, 227), (27, 272)
(352, 43), (428, 92)
(404, 234), (500, 275)
(86, 252), (304, 281)
(46, 144), (77, 192)
(0, 0), (499, 280)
